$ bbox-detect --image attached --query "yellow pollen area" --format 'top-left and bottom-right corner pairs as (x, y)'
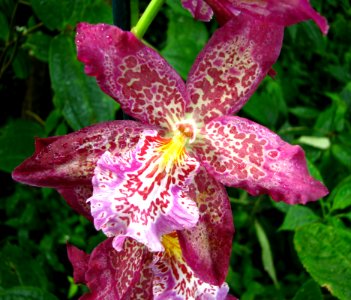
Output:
(158, 131), (187, 170)
(162, 232), (183, 261)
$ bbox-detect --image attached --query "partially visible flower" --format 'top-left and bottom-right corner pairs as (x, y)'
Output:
(67, 233), (236, 300)
(181, 0), (329, 34)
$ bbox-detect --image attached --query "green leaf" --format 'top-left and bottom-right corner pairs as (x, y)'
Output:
(0, 119), (45, 173)
(30, 0), (111, 30)
(0, 286), (58, 300)
(49, 32), (118, 130)
(0, 244), (49, 289)
(330, 176), (351, 211)
(331, 144), (351, 170)
(279, 205), (320, 231)
(23, 31), (52, 62)
(294, 223), (351, 300)
(292, 279), (322, 300)
(161, 9), (208, 79)
(254, 220), (279, 287)
(30, 0), (83, 30)
(289, 106), (320, 119)
(44, 109), (62, 135)
(297, 136), (330, 149)
(12, 49), (30, 79)
(80, 0), (112, 24)
(306, 159), (324, 182)
(0, 11), (9, 41)
(242, 80), (287, 128)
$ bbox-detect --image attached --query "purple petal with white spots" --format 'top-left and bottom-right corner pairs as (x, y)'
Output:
(186, 14), (284, 125)
(194, 116), (328, 204)
(178, 166), (234, 285)
(76, 23), (188, 129)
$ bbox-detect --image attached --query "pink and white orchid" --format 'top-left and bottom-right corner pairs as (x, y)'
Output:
(181, 0), (329, 34)
(73, 12), (327, 254)
(67, 233), (236, 299)
(12, 10), (328, 291)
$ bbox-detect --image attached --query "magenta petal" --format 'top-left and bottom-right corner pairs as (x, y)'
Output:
(186, 14), (284, 124)
(181, 0), (214, 21)
(195, 116), (329, 204)
(225, 0), (329, 34)
(70, 238), (149, 300)
(178, 167), (234, 285)
(127, 261), (154, 300)
(57, 185), (93, 221)
(76, 23), (188, 129)
(67, 243), (90, 284)
(12, 120), (154, 188)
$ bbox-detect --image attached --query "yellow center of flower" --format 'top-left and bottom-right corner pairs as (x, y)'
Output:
(162, 232), (183, 261)
(158, 120), (197, 171)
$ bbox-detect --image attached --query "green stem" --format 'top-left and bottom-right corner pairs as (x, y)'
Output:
(131, 0), (165, 39)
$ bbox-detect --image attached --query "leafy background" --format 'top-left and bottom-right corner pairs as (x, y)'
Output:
(0, 0), (350, 299)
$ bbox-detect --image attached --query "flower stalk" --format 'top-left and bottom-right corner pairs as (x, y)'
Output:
(131, 0), (165, 39)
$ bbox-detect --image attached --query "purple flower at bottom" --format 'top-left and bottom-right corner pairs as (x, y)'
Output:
(68, 233), (237, 299)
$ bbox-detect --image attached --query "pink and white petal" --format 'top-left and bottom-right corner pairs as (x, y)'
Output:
(57, 185), (93, 221)
(88, 130), (200, 252)
(71, 238), (149, 300)
(12, 120), (155, 188)
(152, 234), (230, 299)
(194, 116), (329, 204)
(76, 23), (187, 129)
(186, 14), (284, 125)
(127, 255), (154, 300)
(178, 166), (233, 286)
(67, 243), (90, 284)
(181, 0), (214, 21)
(224, 0), (329, 34)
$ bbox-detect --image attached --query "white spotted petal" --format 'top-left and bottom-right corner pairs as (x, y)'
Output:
(193, 116), (328, 204)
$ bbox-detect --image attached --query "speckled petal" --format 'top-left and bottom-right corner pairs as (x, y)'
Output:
(57, 185), (93, 221)
(220, 0), (329, 34)
(68, 238), (149, 300)
(152, 233), (230, 299)
(181, 0), (213, 21)
(128, 255), (154, 300)
(194, 116), (329, 204)
(12, 120), (154, 188)
(186, 14), (283, 125)
(76, 23), (187, 129)
(178, 166), (233, 285)
(88, 130), (200, 252)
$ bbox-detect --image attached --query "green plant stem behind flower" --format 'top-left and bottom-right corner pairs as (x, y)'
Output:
(131, 0), (165, 39)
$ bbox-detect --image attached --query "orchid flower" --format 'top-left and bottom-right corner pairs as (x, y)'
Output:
(67, 233), (237, 299)
(72, 11), (327, 252)
(181, 0), (329, 34)
(13, 10), (328, 286)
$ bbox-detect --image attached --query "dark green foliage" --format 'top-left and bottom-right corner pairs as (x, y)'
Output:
(0, 0), (350, 299)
